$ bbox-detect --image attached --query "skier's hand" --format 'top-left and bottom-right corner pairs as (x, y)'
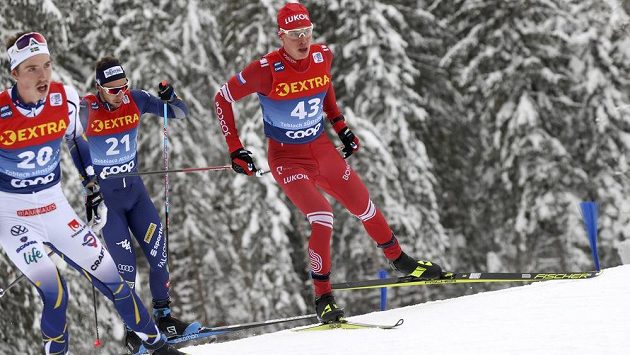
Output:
(85, 179), (108, 234)
(230, 148), (257, 176)
(158, 80), (176, 101)
(337, 127), (360, 159)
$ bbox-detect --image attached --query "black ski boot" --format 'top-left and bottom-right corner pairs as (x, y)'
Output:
(154, 307), (201, 339)
(124, 328), (143, 354)
(392, 252), (443, 279)
(315, 293), (345, 323)
(151, 343), (186, 355)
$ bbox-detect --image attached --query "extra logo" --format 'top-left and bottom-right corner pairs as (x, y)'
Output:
(10, 225), (28, 236)
(312, 52), (323, 64)
(89, 114), (139, 133)
(50, 93), (62, 106)
(285, 123), (321, 140)
(274, 75), (330, 97)
(0, 105), (12, 119)
(0, 119), (67, 146)
(82, 232), (98, 248)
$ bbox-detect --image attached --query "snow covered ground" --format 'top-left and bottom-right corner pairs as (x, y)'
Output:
(184, 265), (630, 355)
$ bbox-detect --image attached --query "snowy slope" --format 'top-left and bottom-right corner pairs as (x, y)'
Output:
(184, 265), (630, 355)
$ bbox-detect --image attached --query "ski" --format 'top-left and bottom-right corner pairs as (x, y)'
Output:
(332, 271), (602, 291)
(126, 313), (318, 354)
(294, 318), (404, 332)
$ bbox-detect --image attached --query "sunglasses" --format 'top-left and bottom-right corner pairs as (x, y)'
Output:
(13, 32), (47, 51)
(280, 25), (314, 39)
(99, 80), (129, 95)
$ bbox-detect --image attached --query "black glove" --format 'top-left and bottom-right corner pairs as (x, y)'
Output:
(158, 80), (175, 101)
(85, 180), (108, 233)
(338, 127), (360, 158)
(230, 148), (257, 176)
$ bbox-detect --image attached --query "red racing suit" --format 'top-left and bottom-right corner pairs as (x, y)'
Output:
(214, 44), (402, 296)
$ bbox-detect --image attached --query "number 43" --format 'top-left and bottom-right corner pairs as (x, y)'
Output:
(291, 98), (321, 120)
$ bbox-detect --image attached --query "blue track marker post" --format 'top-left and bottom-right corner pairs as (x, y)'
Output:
(579, 201), (601, 272)
(379, 269), (388, 311)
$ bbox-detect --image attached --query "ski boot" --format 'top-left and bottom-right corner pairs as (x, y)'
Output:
(392, 252), (443, 279)
(315, 293), (345, 323)
(154, 307), (202, 339)
(143, 334), (186, 355)
(124, 328), (143, 354)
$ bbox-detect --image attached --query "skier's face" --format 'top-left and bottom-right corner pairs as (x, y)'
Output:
(280, 25), (313, 60)
(98, 78), (129, 108)
(11, 54), (52, 105)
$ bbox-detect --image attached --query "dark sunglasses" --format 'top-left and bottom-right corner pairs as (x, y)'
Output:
(14, 32), (47, 51)
(98, 80), (129, 95)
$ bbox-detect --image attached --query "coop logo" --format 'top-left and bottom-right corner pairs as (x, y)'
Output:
(90, 114), (139, 133)
(11, 173), (55, 188)
(100, 160), (135, 179)
(283, 13), (309, 25)
(285, 123), (321, 140)
(0, 119), (67, 146)
(274, 75), (330, 97)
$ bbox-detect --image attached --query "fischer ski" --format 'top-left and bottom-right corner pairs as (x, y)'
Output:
(332, 271), (602, 291)
(295, 318), (404, 332)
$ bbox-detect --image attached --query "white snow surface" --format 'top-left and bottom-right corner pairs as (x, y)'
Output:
(184, 265), (630, 355)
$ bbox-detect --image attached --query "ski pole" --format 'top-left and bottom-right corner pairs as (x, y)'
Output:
(103, 165), (270, 179)
(162, 96), (171, 270)
(0, 250), (55, 298)
(92, 285), (102, 348)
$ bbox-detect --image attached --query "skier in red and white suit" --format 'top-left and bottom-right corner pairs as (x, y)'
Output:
(214, 2), (443, 323)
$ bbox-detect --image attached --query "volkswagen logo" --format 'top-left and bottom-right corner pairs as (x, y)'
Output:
(11, 225), (28, 236)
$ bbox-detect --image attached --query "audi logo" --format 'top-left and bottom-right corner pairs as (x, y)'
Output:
(285, 123), (321, 139)
(118, 264), (135, 273)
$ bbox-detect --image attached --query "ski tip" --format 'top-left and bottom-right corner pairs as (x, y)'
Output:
(395, 318), (404, 327)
